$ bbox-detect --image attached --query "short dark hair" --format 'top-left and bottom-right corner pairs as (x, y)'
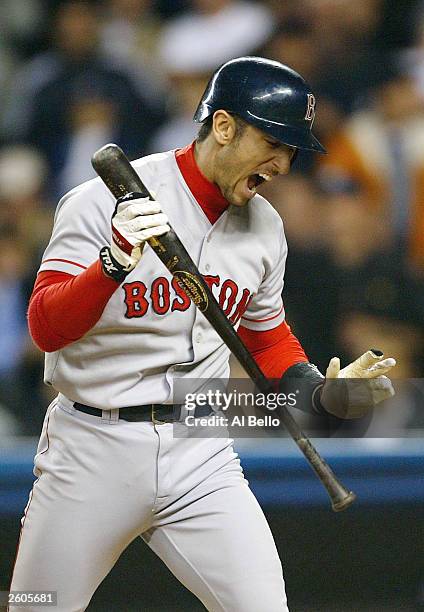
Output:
(196, 115), (214, 142)
(196, 113), (247, 143)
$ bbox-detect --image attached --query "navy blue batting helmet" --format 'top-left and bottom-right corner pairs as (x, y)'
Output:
(193, 56), (326, 154)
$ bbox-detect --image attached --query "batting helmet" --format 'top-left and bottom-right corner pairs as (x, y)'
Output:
(193, 56), (326, 153)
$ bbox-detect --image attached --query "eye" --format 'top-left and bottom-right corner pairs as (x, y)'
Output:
(265, 139), (280, 148)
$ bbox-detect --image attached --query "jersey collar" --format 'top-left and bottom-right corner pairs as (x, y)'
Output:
(175, 142), (229, 225)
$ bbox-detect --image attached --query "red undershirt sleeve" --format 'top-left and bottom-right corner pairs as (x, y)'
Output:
(238, 320), (308, 379)
(28, 260), (120, 352)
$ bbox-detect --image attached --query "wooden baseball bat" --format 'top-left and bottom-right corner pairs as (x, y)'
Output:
(91, 143), (356, 512)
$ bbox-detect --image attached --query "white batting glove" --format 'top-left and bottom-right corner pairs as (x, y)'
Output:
(111, 192), (170, 271)
(319, 350), (396, 419)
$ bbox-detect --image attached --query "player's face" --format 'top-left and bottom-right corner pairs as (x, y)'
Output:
(214, 122), (296, 207)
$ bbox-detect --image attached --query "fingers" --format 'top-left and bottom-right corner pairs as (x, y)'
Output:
(360, 357), (396, 379)
(128, 212), (169, 231)
(357, 350), (385, 369)
(116, 199), (162, 218)
(368, 358), (396, 370)
(371, 375), (395, 392)
(334, 349), (397, 380)
(110, 193), (168, 272)
(367, 357), (397, 378)
(133, 224), (170, 242)
(370, 375), (396, 404)
(325, 356), (340, 379)
(351, 350), (396, 379)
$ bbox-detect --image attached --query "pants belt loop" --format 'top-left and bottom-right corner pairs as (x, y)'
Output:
(178, 404), (189, 422)
(101, 408), (119, 424)
(151, 404), (161, 425)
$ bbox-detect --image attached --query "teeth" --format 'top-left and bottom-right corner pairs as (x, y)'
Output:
(259, 173), (272, 181)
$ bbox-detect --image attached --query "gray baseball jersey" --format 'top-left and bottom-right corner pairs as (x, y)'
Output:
(39, 150), (287, 408)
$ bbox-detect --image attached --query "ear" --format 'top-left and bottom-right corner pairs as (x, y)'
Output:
(212, 110), (237, 145)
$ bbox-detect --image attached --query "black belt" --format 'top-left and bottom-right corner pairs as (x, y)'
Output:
(73, 402), (211, 423)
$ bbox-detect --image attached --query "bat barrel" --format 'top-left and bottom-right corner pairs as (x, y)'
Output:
(297, 436), (356, 511)
(92, 144), (151, 200)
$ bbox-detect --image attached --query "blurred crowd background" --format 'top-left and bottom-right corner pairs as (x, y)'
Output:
(1, 3), (424, 610)
(0, 0), (424, 436)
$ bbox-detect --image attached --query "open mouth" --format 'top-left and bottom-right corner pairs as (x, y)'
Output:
(247, 172), (272, 194)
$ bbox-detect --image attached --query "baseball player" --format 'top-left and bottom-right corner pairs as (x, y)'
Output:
(10, 57), (396, 611)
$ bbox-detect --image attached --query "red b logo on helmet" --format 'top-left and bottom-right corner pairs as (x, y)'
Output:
(305, 93), (316, 123)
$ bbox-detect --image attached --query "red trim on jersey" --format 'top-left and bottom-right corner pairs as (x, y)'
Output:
(28, 260), (120, 352)
(175, 142), (229, 224)
(241, 304), (284, 324)
(238, 320), (308, 378)
(42, 258), (87, 270)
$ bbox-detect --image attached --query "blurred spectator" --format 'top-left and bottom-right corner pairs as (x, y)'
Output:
(0, 146), (54, 434)
(401, 3), (424, 101)
(0, 0), (45, 55)
(261, 180), (424, 436)
(333, 268), (424, 437)
(259, 175), (337, 370)
(264, 0), (310, 24)
(149, 71), (207, 152)
(0, 0), (422, 440)
(262, 18), (320, 86)
(261, 19), (346, 173)
(0, 229), (31, 435)
(99, 0), (167, 103)
(151, 0), (274, 151)
(324, 189), (424, 368)
(304, 0), (390, 113)
(324, 191), (392, 271)
(305, 0), (382, 57)
(317, 66), (424, 270)
(2, 0), (166, 197)
(56, 77), (119, 194)
(2, 0), (100, 141)
(0, 145), (52, 266)
(154, 0), (190, 19)
(159, 0), (274, 75)
(0, 0), (45, 119)
(0, 233), (28, 379)
(375, 0), (421, 50)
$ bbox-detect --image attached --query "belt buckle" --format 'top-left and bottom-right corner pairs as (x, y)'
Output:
(151, 404), (170, 425)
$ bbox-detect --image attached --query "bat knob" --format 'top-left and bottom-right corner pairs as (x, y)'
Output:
(331, 490), (356, 512)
